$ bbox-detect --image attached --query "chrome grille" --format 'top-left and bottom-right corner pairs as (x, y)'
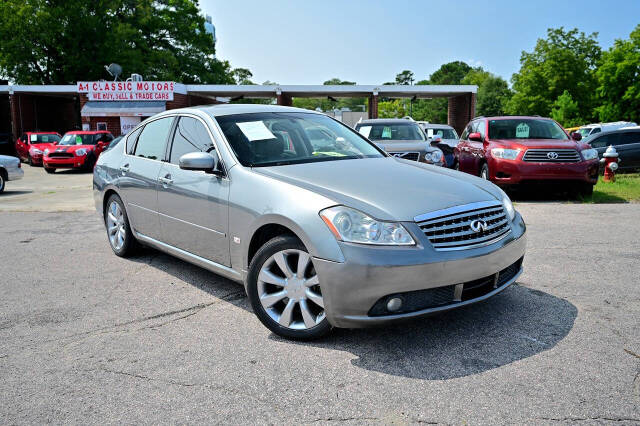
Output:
(390, 152), (420, 161)
(415, 201), (511, 251)
(522, 149), (580, 163)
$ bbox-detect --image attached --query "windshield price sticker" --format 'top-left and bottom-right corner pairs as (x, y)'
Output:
(237, 121), (277, 141)
(30, 134), (37, 142)
(516, 123), (530, 138)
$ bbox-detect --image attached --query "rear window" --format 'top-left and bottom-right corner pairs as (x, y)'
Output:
(425, 127), (458, 139)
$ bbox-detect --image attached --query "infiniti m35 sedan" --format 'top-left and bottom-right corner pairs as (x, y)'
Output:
(94, 105), (526, 340)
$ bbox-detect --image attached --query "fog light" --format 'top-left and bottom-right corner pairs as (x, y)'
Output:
(386, 297), (403, 312)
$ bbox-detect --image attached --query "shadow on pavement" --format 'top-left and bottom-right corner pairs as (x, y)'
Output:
(131, 249), (577, 381)
(0, 190), (33, 196)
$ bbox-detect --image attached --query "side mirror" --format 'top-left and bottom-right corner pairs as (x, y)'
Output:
(571, 132), (582, 141)
(179, 151), (221, 174)
(468, 132), (482, 142)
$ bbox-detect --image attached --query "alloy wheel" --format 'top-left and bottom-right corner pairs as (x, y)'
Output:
(106, 201), (126, 251)
(257, 249), (325, 330)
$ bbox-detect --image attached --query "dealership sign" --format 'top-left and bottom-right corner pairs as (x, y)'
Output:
(77, 81), (174, 101)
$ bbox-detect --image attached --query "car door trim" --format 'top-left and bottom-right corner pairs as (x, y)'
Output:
(157, 210), (226, 237)
(134, 231), (241, 282)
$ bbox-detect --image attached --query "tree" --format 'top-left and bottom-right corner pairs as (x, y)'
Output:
(428, 61), (471, 85)
(394, 70), (415, 85)
(378, 100), (406, 118)
(323, 78), (356, 85)
(232, 68), (254, 85)
(595, 24), (640, 123)
(550, 90), (582, 127)
(0, 0), (236, 84)
(462, 68), (512, 116)
(506, 27), (601, 119)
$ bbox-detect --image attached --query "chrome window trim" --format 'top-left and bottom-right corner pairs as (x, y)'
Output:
(414, 200), (502, 223)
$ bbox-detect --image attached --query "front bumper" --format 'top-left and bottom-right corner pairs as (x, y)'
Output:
(489, 157), (599, 184)
(314, 213), (527, 328)
(29, 153), (43, 165)
(43, 155), (87, 169)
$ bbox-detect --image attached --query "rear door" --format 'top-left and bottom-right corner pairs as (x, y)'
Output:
(157, 115), (230, 266)
(457, 123), (473, 172)
(118, 116), (174, 240)
(16, 133), (28, 159)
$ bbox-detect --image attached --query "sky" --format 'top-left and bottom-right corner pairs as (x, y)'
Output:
(201, 0), (640, 85)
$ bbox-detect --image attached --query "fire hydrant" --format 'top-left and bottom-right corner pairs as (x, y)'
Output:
(600, 145), (619, 182)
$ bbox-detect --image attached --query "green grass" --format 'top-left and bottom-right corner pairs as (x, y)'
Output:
(583, 173), (640, 203)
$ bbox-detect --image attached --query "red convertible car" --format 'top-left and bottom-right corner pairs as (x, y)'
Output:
(15, 132), (61, 165)
(43, 130), (114, 173)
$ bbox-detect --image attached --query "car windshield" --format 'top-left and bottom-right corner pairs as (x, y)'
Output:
(425, 128), (458, 139)
(59, 133), (97, 146)
(358, 123), (425, 141)
(577, 128), (593, 138)
(216, 112), (384, 167)
(30, 134), (60, 144)
(488, 119), (567, 140)
(104, 136), (123, 151)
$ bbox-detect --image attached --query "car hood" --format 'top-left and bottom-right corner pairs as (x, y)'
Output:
(373, 140), (437, 153)
(253, 157), (502, 221)
(52, 145), (95, 152)
(492, 138), (579, 149)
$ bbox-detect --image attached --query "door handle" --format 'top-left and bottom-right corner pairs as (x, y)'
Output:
(159, 175), (173, 185)
(119, 164), (130, 172)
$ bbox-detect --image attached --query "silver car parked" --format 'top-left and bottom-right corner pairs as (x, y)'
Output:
(94, 105), (527, 340)
(0, 155), (24, 193)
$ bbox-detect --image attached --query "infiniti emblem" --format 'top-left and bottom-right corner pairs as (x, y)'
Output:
(547, 151), (559, 160)
(470, 219), (488, 233)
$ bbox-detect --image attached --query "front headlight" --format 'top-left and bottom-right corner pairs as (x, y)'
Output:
(491, 148), (520, 160)
(319, 206), (415, 245)
(30, 148), (42, 155)
(44, 149), (50, 156)
(581, 148), (598, 161)
(75, 148), (87, 156)
(429, 150), (443, 163)
(501, 192), (516, 221)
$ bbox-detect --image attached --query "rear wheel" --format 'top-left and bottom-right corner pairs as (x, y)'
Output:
(247, 236), (331, 340)
(0, 172), (5, 193)
(480, 163), (490, 180)
(105, 194), (138, 257)
(44, 167), (55, 174)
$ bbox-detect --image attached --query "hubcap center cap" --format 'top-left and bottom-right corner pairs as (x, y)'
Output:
(285, 277), (305, 300)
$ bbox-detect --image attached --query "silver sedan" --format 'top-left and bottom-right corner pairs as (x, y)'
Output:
(0, 155), (24, 193)
(93, 105), (526, 340)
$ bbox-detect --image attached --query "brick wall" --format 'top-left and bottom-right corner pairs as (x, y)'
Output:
(89, 117), (121, 136)
(448, 93), (476, 135)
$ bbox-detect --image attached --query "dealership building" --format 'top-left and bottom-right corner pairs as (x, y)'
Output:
(0, 81), (476, 151)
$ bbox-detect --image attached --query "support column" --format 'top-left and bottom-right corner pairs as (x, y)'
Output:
(276, 93), (292, 106)
(367, 94), (378, 119)
(9, 93), (19, 140)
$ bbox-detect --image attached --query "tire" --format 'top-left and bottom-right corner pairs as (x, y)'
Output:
(247, 235), (332, 340)
(83, 152), (96, 172)
(105, 194), (138, 257)
(0, 172), (5, 193)
(578, 183), (594, 198)
(480, 163), (490, 180)
(44, 167), (55, 174)
(28, 155), (34, 166)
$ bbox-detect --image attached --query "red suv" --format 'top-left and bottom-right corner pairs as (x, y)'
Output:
(454, 116), (599, 195)
(15, 132), (62, 165)
(43, 130), (113, 173)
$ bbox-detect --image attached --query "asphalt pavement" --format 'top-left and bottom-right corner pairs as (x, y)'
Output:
(0, 177), (639, 423)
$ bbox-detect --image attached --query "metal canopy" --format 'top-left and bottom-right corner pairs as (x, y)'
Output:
(81, 101), (166, 117)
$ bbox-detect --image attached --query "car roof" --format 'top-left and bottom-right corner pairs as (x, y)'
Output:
(417, 123), (454, 129)
(64, 130), (111, 135)
(26, 131), (60, 134)
(480, 116), (553, 121)
(593, 126), (640, 135)
(356, 118), (418, 125)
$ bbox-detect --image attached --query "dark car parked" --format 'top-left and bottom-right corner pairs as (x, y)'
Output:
(585, 127), (640, 171)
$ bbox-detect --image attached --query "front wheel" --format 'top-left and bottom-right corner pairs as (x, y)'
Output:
(247, 236), (331, 340)
(577, 183), (594, 198)
(28, 155), (34, 166)
(480, 163), (490, 180)
(0, 173), (5, 193)
(44, 167), (55, 174)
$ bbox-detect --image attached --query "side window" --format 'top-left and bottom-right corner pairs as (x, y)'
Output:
(588, 134), (609, 149)
(169, 117), (214, 165)
(460, 124), (472, 140)
(618, 131), (640, 145)
(591, 128), (601, 135)
(474, 121), (486, 139)
(126, 127), (143, 154)
(134, 117), (174, 160)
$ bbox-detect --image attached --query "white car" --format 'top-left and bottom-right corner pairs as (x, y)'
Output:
(0, 155), (24, 193)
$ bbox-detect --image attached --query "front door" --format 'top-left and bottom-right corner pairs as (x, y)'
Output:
(117, 116), (174, 240)
(157, 116), (230, 266)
